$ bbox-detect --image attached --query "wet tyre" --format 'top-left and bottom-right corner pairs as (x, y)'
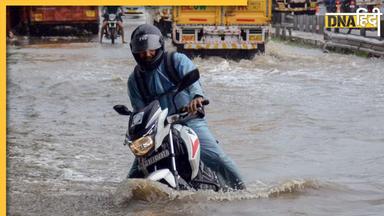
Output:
(89, 23), (99, 34)
(110, 28), (115, 44)
(258, 43), (265, 54)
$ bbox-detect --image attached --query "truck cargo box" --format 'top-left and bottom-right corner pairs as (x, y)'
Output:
(29, 6), (99, 24)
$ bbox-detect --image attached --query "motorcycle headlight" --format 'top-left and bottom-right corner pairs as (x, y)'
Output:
(129, 136), (154, 156)
(109, 14), (116, 20)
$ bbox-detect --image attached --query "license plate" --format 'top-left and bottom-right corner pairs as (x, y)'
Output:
(85, 10), (96, 17)
(249, 35), (262, 41)
(140, 149), (170, 167)
(109, 22), (116, 27)
(33, 13), (43, 21)
(182, 35), (195, 42)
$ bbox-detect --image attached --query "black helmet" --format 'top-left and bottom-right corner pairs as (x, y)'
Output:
(130, 24), (164, 71)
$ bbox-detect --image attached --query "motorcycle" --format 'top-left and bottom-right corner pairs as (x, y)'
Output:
(114, 70), (225, 191)
(103, 13), (121, 44)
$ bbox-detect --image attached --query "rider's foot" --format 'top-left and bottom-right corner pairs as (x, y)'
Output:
(236, 182), (246, 190)
(234, 181), (246, 190)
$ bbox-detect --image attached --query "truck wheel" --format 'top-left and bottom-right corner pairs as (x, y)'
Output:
(258, 43), (265, 54)
(29, 26), (36, 36)
(244, 51), (256, 59)
(89, 23), (99, 34)
(29, 25), (40, 36)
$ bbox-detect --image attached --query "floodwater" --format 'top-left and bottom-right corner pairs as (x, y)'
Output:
(7, 15), (384, 216)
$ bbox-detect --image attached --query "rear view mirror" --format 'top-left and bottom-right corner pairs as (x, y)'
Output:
(176, 69), (200, 93)
(113, 105), (132, 115)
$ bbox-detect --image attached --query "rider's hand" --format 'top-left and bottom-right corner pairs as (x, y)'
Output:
(187, 96), (204, 114)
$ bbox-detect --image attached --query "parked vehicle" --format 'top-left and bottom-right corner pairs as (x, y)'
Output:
(25, 6), (99, 35)
(273, 0), (318, 14)
(171, 1), (272, 58)
(124, 6), (145, 15)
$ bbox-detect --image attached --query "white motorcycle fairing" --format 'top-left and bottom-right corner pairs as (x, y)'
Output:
(147, 168), (176, 188)
(153, 109), (171, 150)
(173, 124), (200, 180)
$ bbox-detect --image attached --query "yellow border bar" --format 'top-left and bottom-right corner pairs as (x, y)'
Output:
(6, 0), (247, 6)
(1, 2), (6, 216)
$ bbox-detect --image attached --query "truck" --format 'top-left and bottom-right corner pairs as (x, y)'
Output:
(273, 0), (318, 14)
(171, 0), (272, 58)
(23, 6), (99, 35)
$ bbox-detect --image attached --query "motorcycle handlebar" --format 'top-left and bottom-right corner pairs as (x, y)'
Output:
(202, 99), (210, 106)
(178, 99), (210, 113)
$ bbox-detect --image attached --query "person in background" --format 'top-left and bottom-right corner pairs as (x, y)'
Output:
(100, 6), (126, 43)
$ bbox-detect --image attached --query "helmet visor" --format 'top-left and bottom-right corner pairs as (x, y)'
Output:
(131, 34), (162, 53)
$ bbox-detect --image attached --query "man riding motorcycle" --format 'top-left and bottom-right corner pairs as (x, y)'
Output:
(100, 6), (126, 44)
(126, 24), (245, 190)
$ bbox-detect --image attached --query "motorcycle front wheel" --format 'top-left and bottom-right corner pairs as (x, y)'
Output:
(110, 28), (116, 44)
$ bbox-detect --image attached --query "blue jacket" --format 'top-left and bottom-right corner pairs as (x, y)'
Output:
(128, 52), (206, 117)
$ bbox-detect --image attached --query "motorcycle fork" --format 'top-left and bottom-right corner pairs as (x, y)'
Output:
(168, 128), (179, 189)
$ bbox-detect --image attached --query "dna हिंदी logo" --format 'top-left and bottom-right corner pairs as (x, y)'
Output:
(325, 8), (382, 37)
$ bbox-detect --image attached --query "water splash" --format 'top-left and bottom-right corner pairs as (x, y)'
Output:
(113, 178), (320, 205)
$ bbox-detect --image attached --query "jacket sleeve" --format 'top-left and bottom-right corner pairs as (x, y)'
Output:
(173, 52), (205, 99)
(127, 74), (146, 111)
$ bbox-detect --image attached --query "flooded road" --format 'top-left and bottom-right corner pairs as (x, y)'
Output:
(7, 16), (384, 215)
